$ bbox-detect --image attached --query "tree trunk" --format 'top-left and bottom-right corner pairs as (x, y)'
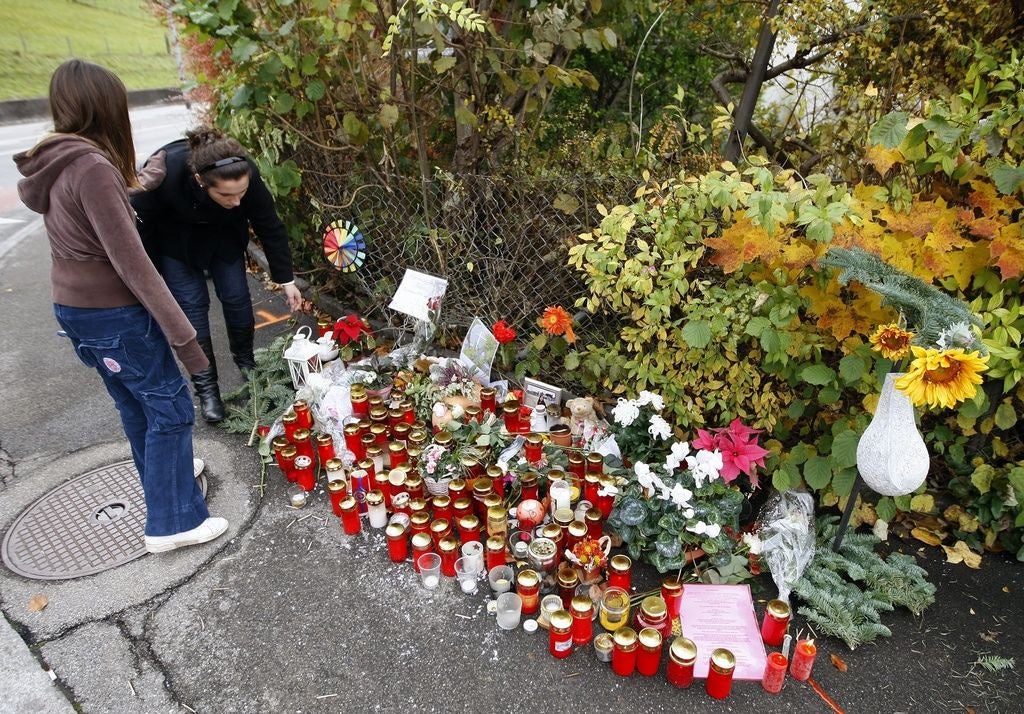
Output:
(723, 0), (782, 162)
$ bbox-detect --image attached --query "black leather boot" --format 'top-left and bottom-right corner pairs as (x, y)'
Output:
(225, 323), (256, 376)
(191, 336), (226, 423)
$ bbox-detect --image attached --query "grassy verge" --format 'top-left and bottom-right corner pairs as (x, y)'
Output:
(0, 0), (179, 100)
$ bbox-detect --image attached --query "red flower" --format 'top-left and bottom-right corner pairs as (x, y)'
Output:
(333, 313), (371, 346)
(492, 320), (517, 344)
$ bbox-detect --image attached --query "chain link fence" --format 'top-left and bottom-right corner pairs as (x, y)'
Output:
(299, 163), (637, 354)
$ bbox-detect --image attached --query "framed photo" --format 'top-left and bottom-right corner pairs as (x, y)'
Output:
(523, 377), (562, 409)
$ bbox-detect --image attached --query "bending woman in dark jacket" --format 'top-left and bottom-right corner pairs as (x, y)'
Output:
(132, 130), (301, 422)
(15, 60), (228, 553)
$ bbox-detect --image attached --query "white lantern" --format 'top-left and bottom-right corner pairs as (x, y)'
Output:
(283, 326), (323, 389)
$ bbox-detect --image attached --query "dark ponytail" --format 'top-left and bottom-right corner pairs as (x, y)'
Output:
(186, 128), (250, 186)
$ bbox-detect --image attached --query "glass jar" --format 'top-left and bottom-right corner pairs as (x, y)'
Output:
(706, 648), (736, 699)
(487, 506), (507, 540)
(520, 472), (539, 502)
(279, 446), (299, 483)
(585, 452), (604, 475)
(409, 509), (430, 533)
(387, 468), (407, 499)
(583, 472), (601, 505)
(479, 387), (496, 414)
(293, 455), (316, 492)
(465, 404), (482, 423)
(327, 479), (347, 517)
(350, 391), (368, 418)
(430, 518), (452, 547)
(502, 402), (521, 433)
(472, 478), (494, 519)
(315, 432), (335, 466)
(357, 458), (376, 483)
(431, 495), (453, 522)
(282, 412), (299, 441)
(516, 569), (540, 615)
(485, 465), (505, 498)
(369, 423), (388, 446)
(584, 508), (604, 539)
(596, 475), (616, 518)
(761, 599), (791, 647)
(405, 445), (421, 468)
(540, 524), (564, 568)
(452, 497), (474, 521)
(549, 480), (572, 513)
(393, 422), (411, 444)
(566, 521), (588, 551)
(339, 496), (361, 535)
(608, 554), (633, 591)
(372, 471), (391, 509)
(461, 456), (484, 481)
(400, 399), (415, 424)
(667, 637), (697, 688)
(548, 610), (574, 659)
(343, 424), (363, 460)
(359, 433), (375, 460)
(391, 492), (411, 517)
(457, 514), (481, 543)
(525, 433), (544, 462)
(410, 532), (434, 572)
(385, 522), (408, 563)
(405, 475), (425, 500)
(324, 456), (345, 483)
(388, 407), (404, 432)
(365, 489), (387, 528)
(567, 452), (585, 479)
(661, 578), (684, 620)
(388, 441), (408, 469)
(611, 627), (639, 677)
(570, 596), (594, 646)
(292, 428), (314, 460)
(448, 478), (468, 501)
(636, 628), (663, 677)
(594, 633), (614, 663)
(600, 587), (630, 632)
(438, 536), (459, 577)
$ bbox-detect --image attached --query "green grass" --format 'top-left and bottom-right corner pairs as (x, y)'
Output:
(0, 0), (179, 100)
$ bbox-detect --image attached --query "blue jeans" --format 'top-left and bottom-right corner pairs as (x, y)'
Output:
(54, 304), (209, 537)
(159, 255), (254, 339)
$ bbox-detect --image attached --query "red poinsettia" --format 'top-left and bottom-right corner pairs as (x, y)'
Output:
(691, 418), (769, 486)
(332, 313), (372, 346)
(492, 320), (517, 344)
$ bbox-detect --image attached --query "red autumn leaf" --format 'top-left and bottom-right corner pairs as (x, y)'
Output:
(830, 654), (848, 672)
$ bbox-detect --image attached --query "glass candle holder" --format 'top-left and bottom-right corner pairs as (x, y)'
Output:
(485, 536), (507, 571)
(548, 610), (573, 658)
(583, 472), (601, 505)
(327, 479), (347, 517)
(417, 553), (442, 590)
(762, 651), (788, 694)
(486, 507), (507, 541)
(325, 456), (345, 482)
(548, 479), (572, 514)
(761, 599), (791, 647)
(600, 587), (630, 632)
(608, 554), (633, 592)
(366, 445), (385, 477)
(292, 429), (314, 460)
(486, 465), (505, 498)
(567, 452), (585, 479)
(635, 595), (672, 639)
(388, 441), (408, 469)
(339, 497), (361, 535)
(409, 511), (431, 537)
(594, 633), (614, 663)
(595, 476), (616, 518)
(585, 508), (604, 539)
(570, 596), (594, 646)
(293, 455), (316, 491)
(315, 432), (335, 466)
(706, 648), (736, 700)
(411, 532), (434, 572)
(431, 495), (453, 523)
(557, 566), (580, 609)
(438, 536), (459, 577)
(667, 637), (697, 688)
(286, 484), (308, 509)
(293, 400), (313, 430)
(496, 593), (523, 630)
(460, 541), (484, 574)
(636, 628), (663, 677)
(385, 522), (408, 563)
(519, 472), (539, 502)
(350, 392), (368, 418)
(372, 471), (391, 509)
(430, 518), (453, 548)
(479, 387), (496, 414)
(366, 489), (388, 528)
(279, 446), (298, 483)
(661, 578), (684, 620)
(455, 557), (479, 594)
(502, 403), (521, 433)
(282, 412), (299, 441)
(566, 521), (588, 552)
(488, 565), (514, 595)
(524, 433), (544, 463)
(611, 627), (639, 677)
(457, 515), (481, 544)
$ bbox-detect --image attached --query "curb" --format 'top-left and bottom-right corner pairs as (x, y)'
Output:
(0, 88), (186, 124)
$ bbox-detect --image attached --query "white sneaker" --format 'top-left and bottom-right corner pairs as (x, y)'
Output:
(144, 517), (229, 553)
(193, 458), (205, 478)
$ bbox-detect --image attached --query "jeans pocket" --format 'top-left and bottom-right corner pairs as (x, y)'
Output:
(75, 336), (143, 378)
(140, 379), (195, 433)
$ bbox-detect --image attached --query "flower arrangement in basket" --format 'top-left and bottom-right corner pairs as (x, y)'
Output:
(332, 313), (375, 363)
(565, 536), (611, 584)
(420, 442), (460, 496)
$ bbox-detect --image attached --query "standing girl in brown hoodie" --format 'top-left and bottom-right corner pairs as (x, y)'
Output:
(14, 60), (229, 553)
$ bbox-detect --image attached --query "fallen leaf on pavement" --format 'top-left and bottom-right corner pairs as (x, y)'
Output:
(830, 654), (848, 672)
(942, 540), (982, 569)
(912, 527), (944, 546)
(980, 631), (999, 643)
(28, 594), (48, 612)
(1003, 586), (1010, 593)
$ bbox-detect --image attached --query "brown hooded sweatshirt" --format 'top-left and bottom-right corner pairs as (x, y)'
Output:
(14, 134), (207, 375)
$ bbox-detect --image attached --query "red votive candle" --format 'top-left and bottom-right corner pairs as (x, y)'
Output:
(486, 536), (506, 571)
(520, 473), (539, 502)
(608, 554), (632, 591)
(666, 638), (697, 688)
(790, 639), (816, 682)
(595, 475), (616, 518)
(762, 651), (788, 694)
(479, 387), (496, 414)
(438, 536), (459, 577)
(457, 515), (481, 544)
(277, 445), (298, 481)
(339, 497), (361, 535)
(350, 392), (368, 418)
(431, 495), (453, 522)
(583, 472), (600, 505)
(486, 466), (505, 499)
(612, 628), (639, 677)
(327, 479), (347, 516)
(636, 628), (663, 677)
(706, 649), (736, 700)
(292, 428), (314, 460)
(410, 532), (433, 572)
(343, 424), (363, 460)
(570, 596), (594, 646)
(293, 455), (316, 492)
(315, 432), (335, 465)
(292, 400), (312, 429)
(524, 433), (543, 462)
(388, 442), (408, 469)
(661, 578), (683, 619)
(549, 610), (574, 659)
(761, 599), (791, 646)
(502, 403), (521, 433)
(567, 452), (585, 479)
(282, 412), (299, 441)
(585, 508), (604, 539)
(385, 522), (408, 563)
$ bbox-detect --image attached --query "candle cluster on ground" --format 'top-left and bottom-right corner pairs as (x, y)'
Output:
(268, 382), (814, 702)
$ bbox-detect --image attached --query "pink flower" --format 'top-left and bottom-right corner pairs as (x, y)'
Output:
(717, 432), (770, 486)
(691, 428), (719, 452)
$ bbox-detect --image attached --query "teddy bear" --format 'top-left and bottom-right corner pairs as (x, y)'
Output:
(565, 396), (598, 437)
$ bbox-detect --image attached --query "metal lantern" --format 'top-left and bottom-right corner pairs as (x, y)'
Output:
(284, 326), (323, 389)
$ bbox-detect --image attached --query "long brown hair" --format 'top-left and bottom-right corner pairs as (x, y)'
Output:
(48, 60), (137, 186)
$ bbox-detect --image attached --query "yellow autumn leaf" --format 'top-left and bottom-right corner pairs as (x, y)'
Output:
(865, 145), (903, 176)
(911, 527), (943, 546)
(28, 594), (48, 612)
(942, 540), (982, 569)
(910, 494), (935, 513)
(864, 82), (878, 97)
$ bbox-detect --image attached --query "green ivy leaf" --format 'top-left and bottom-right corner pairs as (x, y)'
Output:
(800, 364), (836, 386)
(804, 456), (833, 490)
(681, 320), (712, 349)
(870, 112), (909, 148)
(831, 430), (860, 469)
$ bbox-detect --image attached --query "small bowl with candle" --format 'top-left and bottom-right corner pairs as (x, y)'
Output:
(526, 537), (558, 573)
(507, 530), (532, 561)
(286, 484), (308, 508)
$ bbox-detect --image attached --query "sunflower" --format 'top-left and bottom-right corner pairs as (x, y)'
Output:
(539, 306), (576, 343)
(869, 323), (914, 360)
(895, 346), (989, 408)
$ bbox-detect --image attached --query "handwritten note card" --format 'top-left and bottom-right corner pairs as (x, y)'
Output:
(678, 583), (767, 680)
(388, 269), (448, 323)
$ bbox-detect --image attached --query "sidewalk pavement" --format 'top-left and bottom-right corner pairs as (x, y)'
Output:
(1, 215), (1023, 713)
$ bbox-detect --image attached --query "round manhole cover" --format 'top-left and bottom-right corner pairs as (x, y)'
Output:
(2, 461), (207, 580)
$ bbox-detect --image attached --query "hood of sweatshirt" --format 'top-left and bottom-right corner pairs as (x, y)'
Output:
(14, 134), (107, 214)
